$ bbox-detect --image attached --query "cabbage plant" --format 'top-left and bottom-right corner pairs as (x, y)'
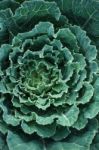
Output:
(0, 0), (99, 150)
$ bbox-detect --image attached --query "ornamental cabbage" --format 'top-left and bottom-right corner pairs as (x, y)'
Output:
(0, 0), (99, 150)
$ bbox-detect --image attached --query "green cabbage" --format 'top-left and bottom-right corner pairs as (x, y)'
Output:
(0, 0), (99, 150)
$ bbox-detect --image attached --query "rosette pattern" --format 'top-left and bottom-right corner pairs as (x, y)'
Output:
(0, 0), (99, 150)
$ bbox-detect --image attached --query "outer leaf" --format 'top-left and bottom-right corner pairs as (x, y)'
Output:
(93, 78), (99, 101)
(84, 102), (99, 119)
(0, 44), (12, 64)
(71, 25), (97, 62)
(21, 121), (56, 137)
(47, 142), (83, 150)
(56, 28), (79, 51)
(73, 112), (88, 130)
(0, 0), (19, 45)
(46, 0), (99, 38)
(67, 119), (98, 149)
(84, 78), (99, 119)
(0, 0), (19, 11)
(0, 101), (20, 126)
(77, 82), (94, 104)
(0, 0), (61, 38)
(0, 135), (5, 150)
(13, 21), (54, 45)
(7, 131), (43, 150)
(91, 133), (99, 150)
(57, 105), (79, 126)
(52, 126), (71, 141)
(0, 134), (8, 150)
(15, 0), (61, 21)
(0, 119), (8, 135)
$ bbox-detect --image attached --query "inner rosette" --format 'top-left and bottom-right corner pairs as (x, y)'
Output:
(0, 22), (98, 139)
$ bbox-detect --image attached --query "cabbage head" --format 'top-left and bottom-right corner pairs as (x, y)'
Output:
(0, 0), (99, 150)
